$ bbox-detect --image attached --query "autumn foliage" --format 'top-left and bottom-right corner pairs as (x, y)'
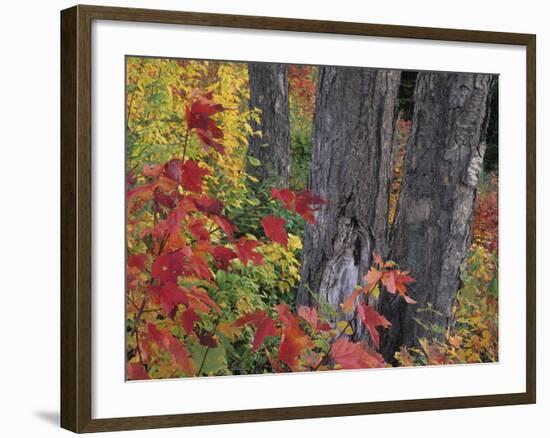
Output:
(126, 58), (498, 379)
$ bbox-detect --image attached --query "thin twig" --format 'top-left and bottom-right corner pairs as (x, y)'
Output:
(181, 128), (190, 163)
(313, 319), (353, 371)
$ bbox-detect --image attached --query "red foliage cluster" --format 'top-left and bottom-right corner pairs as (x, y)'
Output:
(288, 65), (317, 115)
(270, 188), (326, 224)
(472, 174), (498, 253)
(185, 90), (225, 153)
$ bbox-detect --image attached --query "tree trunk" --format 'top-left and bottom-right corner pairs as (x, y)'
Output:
(380, 72), (495, 361)
(297, 67), (401, 331)
(247, 63), (291, 187)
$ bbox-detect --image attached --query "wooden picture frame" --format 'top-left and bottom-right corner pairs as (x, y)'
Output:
(61, 4), (536, 433)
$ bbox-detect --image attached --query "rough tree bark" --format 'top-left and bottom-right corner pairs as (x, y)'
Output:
(297, 67), (401, 330)
(380, 72), (495, 361)
(247, 63), (291, 187)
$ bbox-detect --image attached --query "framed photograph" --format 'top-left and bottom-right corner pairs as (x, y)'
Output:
(60, 4), (536, 433)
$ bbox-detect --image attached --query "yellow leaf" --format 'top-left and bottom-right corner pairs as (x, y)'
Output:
(371, 285), (380, 300)
(336, 320), (353, 335)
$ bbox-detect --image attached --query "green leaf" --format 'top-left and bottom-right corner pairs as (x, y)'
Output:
(190, 344), (228, 376)
(247, 156), (261, 167)
(488, 278), (499, 297)
(460, 285), (478, 302)
(314, 338), (330, 352)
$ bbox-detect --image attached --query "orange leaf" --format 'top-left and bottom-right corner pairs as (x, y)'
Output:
(331, 338), (385, 369)
(278, 325), (314, 371)
(364, 267), (383, 293)
(298, 305), (318, 330)
(341, 287), (362, 313)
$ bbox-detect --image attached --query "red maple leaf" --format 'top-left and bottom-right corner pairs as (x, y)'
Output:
(235, 310), (279, 351)
(195, 129), (225, 154)
(358, 303), (391, 349)
(127, 183), (155, 211)
(235, 309), (267, 327)
(181, 160), (209, 193)
(331, 338), (385, 369)
(166, 335), (196, 375)
(275, 303), (300, 329)
(235, 237), (264, 265)
(192, 194), (224, 215)
(151, 252), (186, 283)
(185, 91), (226, 154)
(153, 187), (177, 210)
(253, 318), (278, 351)
(127, 363), (149, 380)
(127, 253), (147, 271)
(188, 217), (210, 242)
(187, 286), (221, 315)
(146, 282), (188, 315)
(162, 158), (184, 184)
(196, 330), (218, 348)
(270, 188), (325, 224)
(270, 188), (295, 211)
(212, 246), (237, 270)
(261, 215), (288, 248)
(183, 253), (212, 280)
(147, 322), (166, 348)
(212, 215), (237, 240)
(185, 91), (223, 129)
(180, 307), (200, 334)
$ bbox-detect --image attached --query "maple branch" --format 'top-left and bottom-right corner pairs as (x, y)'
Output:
(128, 296), (162, 316)
(127, 295), (139, 311)
(134, 327), (144, 366)
(132, 297), (148, 335)
(230, 200), (268, 223)
(157, 229), (169, 256)
(181, 127), (190, 163)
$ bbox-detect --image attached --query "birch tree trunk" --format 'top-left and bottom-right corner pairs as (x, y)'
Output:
(379, 72), (495, 360)
(247, 63), (291, 187)
(297, 67), (401, 331)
